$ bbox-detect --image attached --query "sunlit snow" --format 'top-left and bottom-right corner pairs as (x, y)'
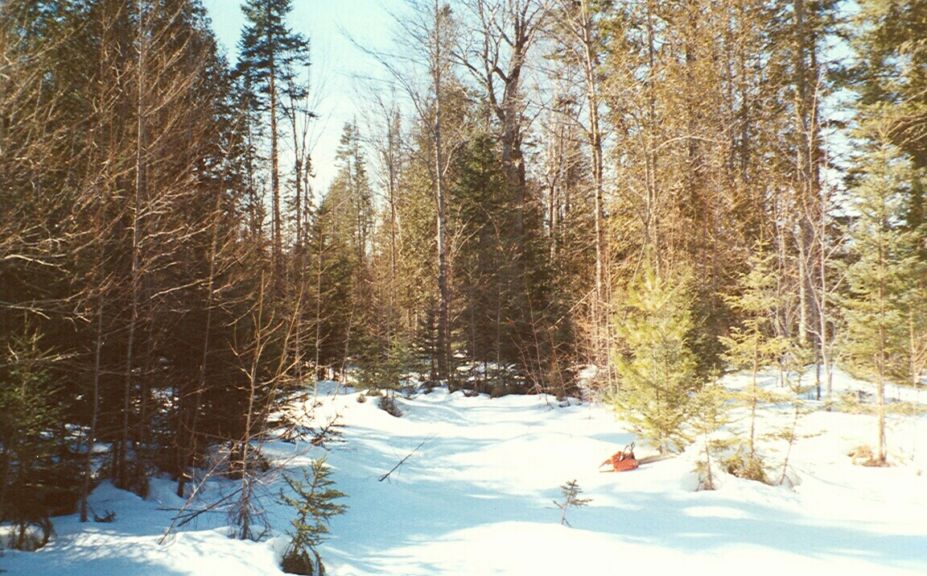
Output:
(3, 369), (925, 575)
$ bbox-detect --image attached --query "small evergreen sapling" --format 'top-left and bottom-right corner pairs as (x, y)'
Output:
(612, 263), (701, 454)
(0, 331), (66, 550)
(554, 479), (591, 527)
(692, 381), (731, 491)
(720, 245), (792, 482)
(278, 458), (347, 575)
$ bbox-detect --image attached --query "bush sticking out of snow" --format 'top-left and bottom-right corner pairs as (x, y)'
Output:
(93, 509), (116, 523)
(848, 444), (892, 467)
(378, 393), (402, 417)
(722, 449), (769, 483)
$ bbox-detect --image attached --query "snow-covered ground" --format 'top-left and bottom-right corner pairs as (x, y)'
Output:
(3, 369), (926, 575)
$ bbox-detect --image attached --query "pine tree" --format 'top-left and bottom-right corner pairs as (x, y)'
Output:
(278, 458), (347, 576)
(611, 262), (702, 454)
(850, 0), (927, 392)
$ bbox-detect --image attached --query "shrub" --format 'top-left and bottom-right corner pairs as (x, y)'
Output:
(378, 394), (402, 417)
(723, 449), (768, 483)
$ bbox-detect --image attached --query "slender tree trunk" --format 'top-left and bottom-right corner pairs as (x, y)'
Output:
(820, 183), (833, 403)
(387, 112), (399, 350)
(314, 221), (324, 385)
(238, 276), (266, 541)
(267, 4), (283, 293)
(645, 0), (659, 258)
(750, 343), (758, 459)
(794, 0), (821, 349)
(577, 0), (609, 386)
(877, 232), (887, 464)
(119, 0), (148, 488)
(80, 300), (104, 521)
(434, 0), (450, 382)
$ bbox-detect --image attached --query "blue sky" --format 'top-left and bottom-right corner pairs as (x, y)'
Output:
(201, 0), (399, 192)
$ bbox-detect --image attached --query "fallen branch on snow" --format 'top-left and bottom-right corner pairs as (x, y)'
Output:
(379, 437), (430, 482)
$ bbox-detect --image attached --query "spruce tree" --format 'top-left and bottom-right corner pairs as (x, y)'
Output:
(554, 479), (591, 528)
(691, 380), (730, 491)
(720, 244), (792, 479)
(612, 262), (701, 454)
(237, 0), (309, 291)
(842, 112), (923, 465)
(0, 331), (67, 549)
(278, 458), (347, 576)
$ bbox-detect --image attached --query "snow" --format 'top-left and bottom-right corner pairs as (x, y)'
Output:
(3, 369), (926, 575)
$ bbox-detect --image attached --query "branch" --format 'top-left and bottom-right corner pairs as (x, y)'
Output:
(378, 437), (430, 482)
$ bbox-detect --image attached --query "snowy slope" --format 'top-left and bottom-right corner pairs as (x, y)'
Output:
(3, 374), (926, 576)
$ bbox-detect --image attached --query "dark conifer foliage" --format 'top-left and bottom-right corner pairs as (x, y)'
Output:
(237, 0), (310, 293)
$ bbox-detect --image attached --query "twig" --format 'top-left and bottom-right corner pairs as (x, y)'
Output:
(378, 437), (430, 482)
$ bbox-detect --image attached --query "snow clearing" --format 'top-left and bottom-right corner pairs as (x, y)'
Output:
(2, 369), (926, 576)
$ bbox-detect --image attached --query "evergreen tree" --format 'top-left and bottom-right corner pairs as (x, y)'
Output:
(311, 122), (375, 378)
(0, 331), (70, 550)
(327, 122), (375, 260)
(852, 0), (927, 180)
(691, 380), (730, 491)
(553, 479), (591, 528)
(842, 111), (923, 464)
(720, 244), (792, 476)
(278, 458), (347, 576)
(611, 262), (702, 454)
(237, 0), (309, 290)
(451, 132), (509, 372)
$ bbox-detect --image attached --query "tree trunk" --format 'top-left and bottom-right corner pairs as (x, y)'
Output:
(80, 300), (104, 521)
(119, 0), (148, 489)
(268, 2), (283, 294)
(434, 0), (451, 382)
(577, 0), (609, 386)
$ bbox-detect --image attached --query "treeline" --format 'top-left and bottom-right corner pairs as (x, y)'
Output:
(1, 0), (925, 545)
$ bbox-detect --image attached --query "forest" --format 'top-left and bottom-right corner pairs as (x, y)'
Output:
(0, 0), (925, 556)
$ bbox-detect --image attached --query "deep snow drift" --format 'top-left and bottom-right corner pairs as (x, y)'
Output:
(2, 369), (926, 575)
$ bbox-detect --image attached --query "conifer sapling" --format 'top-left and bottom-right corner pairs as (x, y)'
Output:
(278, 458), (347, 575)
(554, 479), (591, 527)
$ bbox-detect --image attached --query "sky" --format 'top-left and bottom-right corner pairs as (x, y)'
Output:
(201, 0), (400, 192)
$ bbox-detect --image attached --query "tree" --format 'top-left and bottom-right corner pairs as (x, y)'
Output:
(278, 458), (347, 576)
(720, 244), (792, 471)
(553, 479), (590, 528)
(691, 379), (730, 491)
(369, 0), (463, 382)
(0, 331), (68, 550)
(455, 0), (547, 229)
(237, 0), (310, 291)
(852, 0), (927, 198)
(548, 0), (611, 384)
(612, 262), (702, 454)
(842, 112), (923, 465)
